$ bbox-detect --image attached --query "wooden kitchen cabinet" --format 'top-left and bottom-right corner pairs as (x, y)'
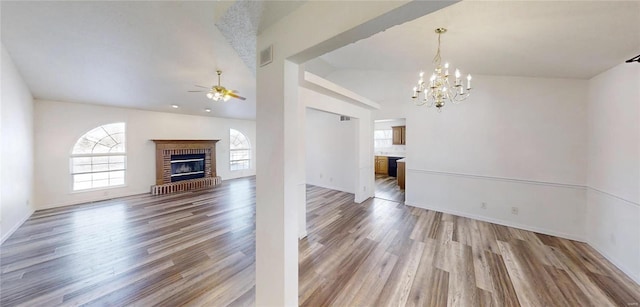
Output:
(392, 126), (406, 145)
(374, 156), (388, 175)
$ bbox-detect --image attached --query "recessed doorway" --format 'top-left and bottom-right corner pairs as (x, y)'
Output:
(373, 118), (406, 203)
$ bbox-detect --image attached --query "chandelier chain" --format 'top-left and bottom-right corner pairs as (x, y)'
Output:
(433, 33), (442, 66)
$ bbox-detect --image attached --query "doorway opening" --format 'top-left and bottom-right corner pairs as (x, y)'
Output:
(374, 118), (406, 203)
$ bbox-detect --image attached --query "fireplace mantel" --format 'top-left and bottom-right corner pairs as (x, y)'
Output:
(151, 139), (221, 195)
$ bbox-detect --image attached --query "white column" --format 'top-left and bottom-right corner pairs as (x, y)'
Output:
(255, 60), (301, 306)
(255, 2), (455, 305)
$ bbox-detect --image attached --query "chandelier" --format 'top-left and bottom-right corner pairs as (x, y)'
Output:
(411, 28), (472, 110)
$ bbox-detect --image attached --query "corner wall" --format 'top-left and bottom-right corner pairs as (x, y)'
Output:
(34, 99), (256, 209)
(305, 108), (357, 193)
(1, 45), (35, 243)
(301, 86), (375, 203)
(586, 62), (640, 283)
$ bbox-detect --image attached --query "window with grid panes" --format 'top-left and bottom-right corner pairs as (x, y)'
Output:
(70, 123), (126, 191)
(374, 129), (393, 149)
(229, 129), (251, 171)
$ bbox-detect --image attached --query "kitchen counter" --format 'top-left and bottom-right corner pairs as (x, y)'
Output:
(374, 153), (405, 158)
(397, 159), (405, 189)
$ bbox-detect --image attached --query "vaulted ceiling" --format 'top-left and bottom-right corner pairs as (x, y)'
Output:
(317, 1), (639, 79)
(1, 1), (305, 120)
(2, 1), (638, 120)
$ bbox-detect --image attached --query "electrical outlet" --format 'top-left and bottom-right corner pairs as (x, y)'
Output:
(329, 177), (333, 182)
(511, 207), (519, 215)
(319, 173), (323, 178)
(363, 186), (366, 192)
(610, 233), (616, 245)
(481, 202), (487, 209)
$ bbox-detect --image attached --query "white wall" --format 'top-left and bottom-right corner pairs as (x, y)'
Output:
(301, 86), (375, 203)
(34, 99), (256, 209)
(305, 108), (357, 193)
(406, 75), (588, 240)
(586, 62), (640, 284)
(326, 70), (589, 240)
(1, 45), (35, 243)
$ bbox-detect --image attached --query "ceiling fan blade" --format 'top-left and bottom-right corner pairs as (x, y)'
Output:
(194, 85), (210, 89)
(188, 90), (205, 92)
(228, 92), (246, 100)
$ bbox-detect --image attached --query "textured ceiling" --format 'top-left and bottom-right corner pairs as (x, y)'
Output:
(215, 0), (263, 74)
(318, 1), (640, 79)
(215, 0), (307, 74)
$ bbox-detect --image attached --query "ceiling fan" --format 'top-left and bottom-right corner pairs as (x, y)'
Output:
(189, 70), (246, 101)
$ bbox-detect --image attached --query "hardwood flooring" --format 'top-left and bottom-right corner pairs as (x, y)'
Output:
(375, 174), (405, 203)
(1, 178), (257, 306)
(2, 177), (639, 306)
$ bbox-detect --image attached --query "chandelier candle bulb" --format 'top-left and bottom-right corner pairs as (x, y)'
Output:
(467, 74), (472, 89)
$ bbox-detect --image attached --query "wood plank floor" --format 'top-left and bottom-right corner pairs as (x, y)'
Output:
(2, 177), (639, 306)
(375, 174), (405, 203)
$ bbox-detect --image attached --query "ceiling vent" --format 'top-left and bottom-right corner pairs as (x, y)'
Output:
(340, 116), (351, 121)
(260, 45), (273, 67)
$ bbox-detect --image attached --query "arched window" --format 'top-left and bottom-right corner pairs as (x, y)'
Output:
(70, 123), (126, 191)
(229, 128), (251, 171)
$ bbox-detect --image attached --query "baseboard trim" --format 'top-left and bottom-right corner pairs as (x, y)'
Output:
(407, 168), (586, 190)
(299, 230), (308, 240)
(1, 209), (34, 245)
(404, 200), (585, 242)
(587, 240), (640, 285)
(36, 190), (151, 210)
(305, 182), (354, 195)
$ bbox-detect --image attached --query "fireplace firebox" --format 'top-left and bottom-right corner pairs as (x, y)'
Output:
(170, 153), (205, 182)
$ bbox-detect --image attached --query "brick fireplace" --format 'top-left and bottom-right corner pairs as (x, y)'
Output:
(151, 140), (221, 195)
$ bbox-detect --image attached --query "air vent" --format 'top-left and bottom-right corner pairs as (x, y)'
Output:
(340, 116), (351, 121)
(260, 45), (273, 67)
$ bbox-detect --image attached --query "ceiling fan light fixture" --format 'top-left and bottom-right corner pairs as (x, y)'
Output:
(192, 70), (246, 102)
